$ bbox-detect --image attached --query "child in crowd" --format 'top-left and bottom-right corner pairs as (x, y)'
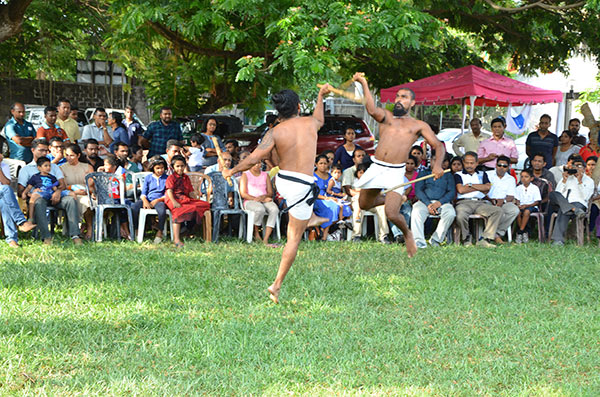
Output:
(132, 155), (169, 243)
(450, 156), (463, 174)
(351, 163), (369, 224)
(585, 155), (597, 177)
(99, 154), (132, 239)
(127, 144), (145, 172)
(186, 134), (205, 172)
(22, 156), (71, 224)
(165, 155), (211, 248)
(514, 168), (542, 243)
(326, 164), (347, 200)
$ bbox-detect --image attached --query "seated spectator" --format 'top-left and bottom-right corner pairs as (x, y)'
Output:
(127, 145), (145, 172)
(326, 164), (346, 200)
(81, 139), (104, 171)
(165, 155), (211, 248)
(410, 145), (427, 172)
(108, 112), (130, 152)
(342, 150), (389, 243)
(97, 154), (132, 240)
(586, 156), (597, 177)
(5, 102), (35, 163)
(450, 156), (463, 174)
(550, 156), (594, 245)
(36, 106), (69, 142)
(555, 130), (581, 167)
(454, 151), (502, 247)
(390, 155), (418, 243)
(578, 141), (600, 162)
(0, 162), (36, 247)
(162, 140), (185, 175)
(131, 156), (169, 243)
(47, 136), (67, 166)
(21, 157), (73, 226)
(514, 168), (542, 243)
(17, 138), (82, 245)
(313, 154), (352, 241)
(477, 117), (518, 171)
(240, 161), (280, 245)
(486, 155), (519, 244)
(224, 139), (240, 166)
(549, 153), (581, 189)
(322, 149), (335, 171)
(186, 134), (205, 172)
(61, 143), (94, 239)
(529, 153), (555, 211)
(411, 151), (456, 248)
(333, 128), (363, 170)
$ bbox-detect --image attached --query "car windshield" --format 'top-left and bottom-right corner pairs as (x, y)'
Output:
(437, 129), (461, 141)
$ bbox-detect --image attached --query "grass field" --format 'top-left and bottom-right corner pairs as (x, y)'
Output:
(1, 238), (599, 395)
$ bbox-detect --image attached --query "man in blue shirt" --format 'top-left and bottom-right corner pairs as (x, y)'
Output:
(141, 107), (182, 157)
(411, 151), (456, 248)
(526, 114), (558, 169)
(4, 102), (36, 163)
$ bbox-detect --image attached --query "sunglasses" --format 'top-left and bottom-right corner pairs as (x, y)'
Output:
(497, 164), (509, 168)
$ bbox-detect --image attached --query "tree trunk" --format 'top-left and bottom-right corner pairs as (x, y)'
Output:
(0, 0), (34, 43)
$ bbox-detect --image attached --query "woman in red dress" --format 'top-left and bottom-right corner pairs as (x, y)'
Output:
(165, 155), (211, 247)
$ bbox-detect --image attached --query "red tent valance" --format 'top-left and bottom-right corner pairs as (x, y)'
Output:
(380, 65), (563, 106)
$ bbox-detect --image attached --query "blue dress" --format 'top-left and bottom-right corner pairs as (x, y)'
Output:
(313, 172), (352, 228)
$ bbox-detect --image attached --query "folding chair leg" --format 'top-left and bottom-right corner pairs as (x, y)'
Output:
(137, 211), (147, 243)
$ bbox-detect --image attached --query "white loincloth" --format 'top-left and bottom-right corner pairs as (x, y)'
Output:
(275, 170), (316, 220)
(355, 158), (407, 195)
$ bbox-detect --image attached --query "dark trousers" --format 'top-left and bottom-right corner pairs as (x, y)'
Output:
(131, 200), (168, 230)
(548, 191), (586, 243)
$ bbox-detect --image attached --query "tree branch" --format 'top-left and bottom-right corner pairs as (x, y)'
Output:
(482, 0), (585, 13)
(146, 21), (271, 60)
(0, 0), (34, 42)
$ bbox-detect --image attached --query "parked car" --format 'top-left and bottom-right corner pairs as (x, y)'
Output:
(179, 114), (244, 144)
(227, 115), (376, 155)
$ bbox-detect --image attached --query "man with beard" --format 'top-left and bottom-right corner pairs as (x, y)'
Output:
(568, 118), (587, 147)
(223, 85), (331, 304)
(82, 139), (103, 171)
(141, 107), (183, 157)
(352, 72), (445, 257)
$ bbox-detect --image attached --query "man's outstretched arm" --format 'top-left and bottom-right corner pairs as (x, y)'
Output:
(353, 73), (386, 123)
(313, 83), (331, 128)
(223, 130), (275, 178)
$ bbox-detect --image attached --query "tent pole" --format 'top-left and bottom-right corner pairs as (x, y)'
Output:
(439, 110), (443, 130)
(469, 96), (476, 124)
(461, 98), (466, 133)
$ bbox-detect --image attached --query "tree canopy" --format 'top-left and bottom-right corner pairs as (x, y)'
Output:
(1, 1), (599, 117)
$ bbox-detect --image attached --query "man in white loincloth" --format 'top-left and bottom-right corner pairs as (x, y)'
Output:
(353, 72), (445, 257)
(223, 85), (331, 304)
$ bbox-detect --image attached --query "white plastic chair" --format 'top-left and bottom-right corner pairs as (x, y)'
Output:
(240, 190), (281, 243)
(131, 171), (174, 243)
(347, 211), (380, 241)
(131, 172), (152, 201)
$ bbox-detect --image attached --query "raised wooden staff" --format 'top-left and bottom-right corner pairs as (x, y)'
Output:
(317, 83), (365, 104)
(211, 136), (233, 186)
(383, 169), (451, 194)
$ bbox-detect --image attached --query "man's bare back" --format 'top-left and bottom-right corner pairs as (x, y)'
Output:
(268, 117), (319, 176)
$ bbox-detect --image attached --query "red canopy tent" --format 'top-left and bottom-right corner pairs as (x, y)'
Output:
(379, 65), (563, 106)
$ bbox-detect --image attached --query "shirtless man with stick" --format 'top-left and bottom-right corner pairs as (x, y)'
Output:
(353, 73), (445, 257)
(223, 85), (331, 303)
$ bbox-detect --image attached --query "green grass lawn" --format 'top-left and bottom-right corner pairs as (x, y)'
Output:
(1, 239), (599, 395)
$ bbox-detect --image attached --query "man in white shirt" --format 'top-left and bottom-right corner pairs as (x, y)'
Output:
(549, 155), (595, 245)
(17, 139), (82, 245)
(486, 155), (519, 243)
(454, 151), (502, 247)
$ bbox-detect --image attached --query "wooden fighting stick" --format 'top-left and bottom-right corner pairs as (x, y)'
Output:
(211, 137), (233, 186)
(317, 83), (366, 105)
(383, 169), (452, 194)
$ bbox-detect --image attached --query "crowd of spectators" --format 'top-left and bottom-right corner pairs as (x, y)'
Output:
(2, 99), (599, 250)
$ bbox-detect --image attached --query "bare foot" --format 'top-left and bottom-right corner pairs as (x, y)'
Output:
(18, 221), (36, 233)
(43, 238), (52, 245)
(404, 231), (417, 258)
(307, 214), (329, 227)
(267, 284), (280, 304)
(72, 237), (83, 245)
(8, 241), (19, 248)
